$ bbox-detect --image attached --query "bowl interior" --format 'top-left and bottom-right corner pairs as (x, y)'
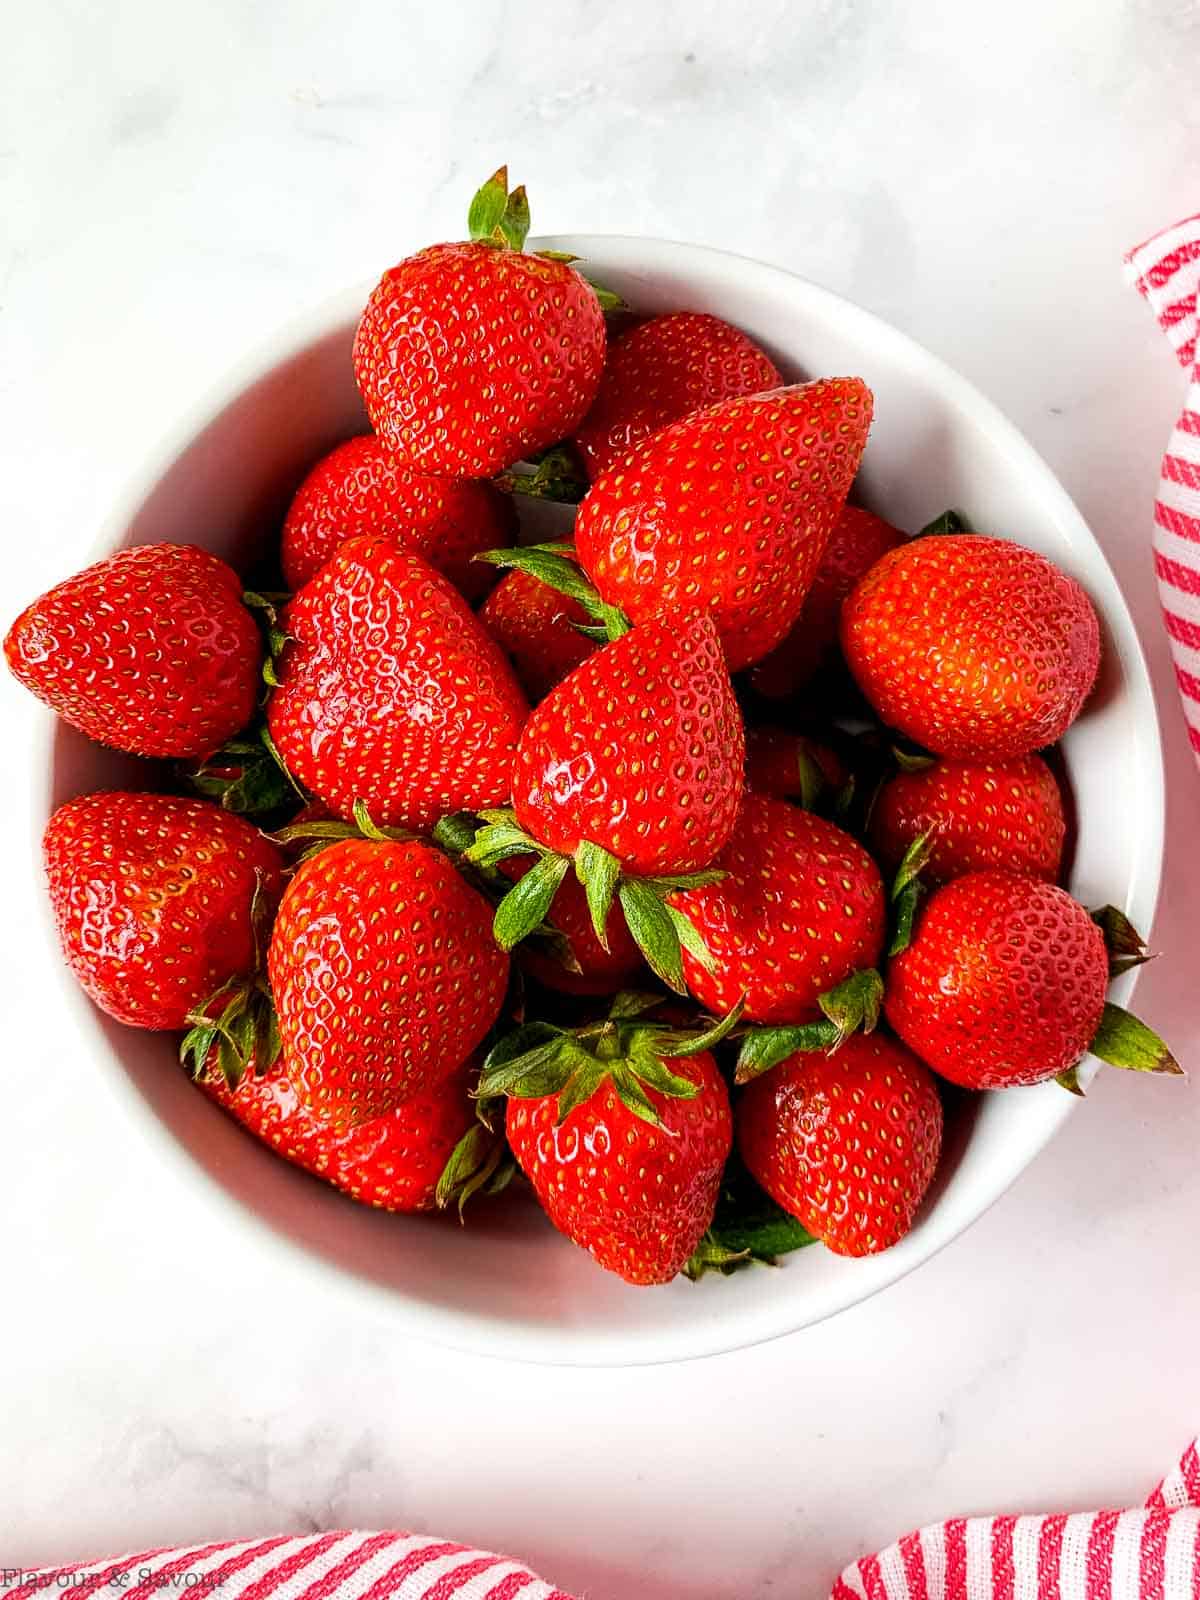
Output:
(45, 236), (1163, 1365)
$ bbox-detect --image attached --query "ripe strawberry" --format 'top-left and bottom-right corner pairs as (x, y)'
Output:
(266, 537), (528, 829)
(669, 794), (885, 1024)
(750, 505), (905, 699)
(200, 1048), (476, 1213)
(737, 1033), (943, 1257)
(479, 565), (597, 703)
(499, 857), (644, 996)
(353, 168), (606, 477)
(511, 612), (743, 876)
(885, 871), (1109, 1089)
(870, 754), (1066, 885)
(5, 544), (261, 759)
(744, 726), (848, 805)
(482, 1010), (733, 1285)
(573, 311), (782, 478)
(280, 434), (515, 598)
(573, 378), (873, 671)
(267, 837), (508, 1126)
(841, 535), (1101, 758)
(44, 791), (283, 1030)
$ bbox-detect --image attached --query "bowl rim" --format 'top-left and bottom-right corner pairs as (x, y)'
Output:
(33, 233), (1166, 1366)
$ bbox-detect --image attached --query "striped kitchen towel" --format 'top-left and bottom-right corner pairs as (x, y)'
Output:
(1127, 214), (1200, 765)
(6, 1439), (1200, 1598)
(834, 1437), (1200, 1600)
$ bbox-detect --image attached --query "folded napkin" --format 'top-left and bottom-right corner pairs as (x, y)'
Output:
(1127, 212), (1200, 767)
(7, 1440), (1200, 1600)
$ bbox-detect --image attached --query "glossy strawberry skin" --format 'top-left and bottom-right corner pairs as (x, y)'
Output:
(841, 535), (1101, 758)
(499, 857), (645, 996)
(5, 544), (261, 759)
(870, 755), (1066, 885)
(479, 567), (597, 703)
(506, 1051), (732, 1285)
(353, 242), (606, 478)
(574, 379), (873, 671)
(200, 1050), (476, 1213)
(750, 505), (905, 699)
(280, 434), (515, 598)
(267, 537), (529, 830)
(738, 1033), (943, 1257)
(44, 792), (284, 1030)
(267, 838), (508, 1127)
(573, 311), (781, 479)
(511, 612), (745, 876)
(885, 871), (1108, 1089)
(744, 726), (848, 801)
(669, 794), (885, 1024)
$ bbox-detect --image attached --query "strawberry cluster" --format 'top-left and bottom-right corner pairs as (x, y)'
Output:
(6, 169), (1181, 1290)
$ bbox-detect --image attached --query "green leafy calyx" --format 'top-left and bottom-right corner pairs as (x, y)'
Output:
(467, 166), (531, 251)
(476, 996), (739, 1129)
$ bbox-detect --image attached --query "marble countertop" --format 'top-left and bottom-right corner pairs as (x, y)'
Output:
(4, 3), (1200, 1596)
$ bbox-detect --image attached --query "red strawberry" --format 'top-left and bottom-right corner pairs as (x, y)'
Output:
(669, 794), (885, 1024)
(885, 871), (1109, 1089)
(737, 1033), (943, 1257)
(510, 612), (744, 876)
(44, 791), (283, 1030)
(870, 754), (1066, 885)
(480, 565), (597, 703)
(482, 1013), (733, 1285)
(744, 726), (848, 805)
(5, 544), (261, 759)
(267, 837), (508, 1126)
(841, 535), (1101, 758)
(573, 378), (873, 671)
(353, 168), (606, 477)
(499, 857), (644, 995)
(750, 505), (905, 699)
(200, 1048), (476, 1213)
(280, 434), (515, 598)
(267, 537), (528, 829)
(573, 311), (782, 479)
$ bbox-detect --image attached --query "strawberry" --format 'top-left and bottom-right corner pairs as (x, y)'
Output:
(573, 378), (873, 671)
(870, 754), (1066, 885)
(744, 726), (848, 806)
(750, 504), (905, 699)
(499, 857), (645, 996)
(737, 1033), (943, 1257)
(353, 168), (606, 477)
(267, 837), (508, 1126)
(44, 791), (283, 1030)
(200, 1047), (476, 1213)
(280, 434), (515, 598)
(884, 871), (1179, 1089)
(5, 543), (261, 759)
(480, 1004), (734, 1285)
(841, 534), (1101, 758)
(573, 311), (781, 479)
(479, 565), (597, 703)
(468, 612), (744, 993)
(266, 536), (528, 830)
(510, 612), (743, 876)
(669, 794), (885, 1025)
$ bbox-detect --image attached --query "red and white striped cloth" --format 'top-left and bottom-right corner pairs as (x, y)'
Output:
(835, 1438), (1200, 1600)
(1127, 212), (1200, 765)
(7, 1440), (1200, 1600)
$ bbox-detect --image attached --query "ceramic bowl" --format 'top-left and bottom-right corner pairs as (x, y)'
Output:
(40, 236), (1164, 1365)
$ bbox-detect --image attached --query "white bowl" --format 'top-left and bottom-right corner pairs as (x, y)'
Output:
(39, 236), (1164, 1366)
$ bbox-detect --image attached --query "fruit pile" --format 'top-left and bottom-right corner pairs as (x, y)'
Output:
(6, 169), (1181, 1289)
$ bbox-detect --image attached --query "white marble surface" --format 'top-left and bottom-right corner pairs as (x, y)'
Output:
(4, 2), (1200, 1595)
